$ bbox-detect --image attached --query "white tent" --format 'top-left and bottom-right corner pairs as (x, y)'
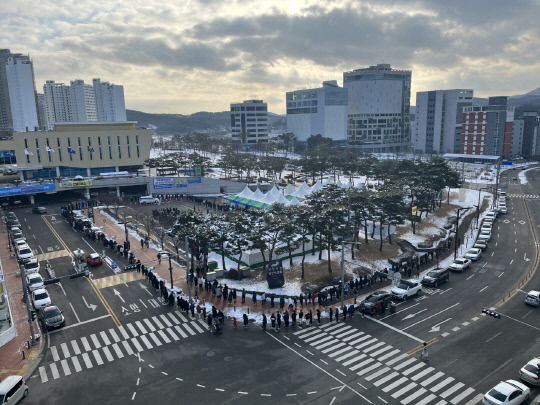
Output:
(310, 181), (324, 193)
(261, 192), (278, 204)
(288, 196), (302, 205)
(284, 184), (297, 196)
(292, 182), (311, 198)
(236, 185), (254, 199)
(335, 179), (344, 188)
(268, 186), (282, 199)
(273, 193), (291, 205)
(250, 188), (266, 202)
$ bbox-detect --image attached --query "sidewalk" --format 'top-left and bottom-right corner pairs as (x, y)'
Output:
(0, 218), (42, 382)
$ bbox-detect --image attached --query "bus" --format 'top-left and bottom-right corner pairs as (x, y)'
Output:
(98, 171), (130, 178)
(156, 167), (177, 176)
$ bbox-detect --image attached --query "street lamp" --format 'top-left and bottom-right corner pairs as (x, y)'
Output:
(454, 207), (470, 259)
(340, 240), (362, 308)
(161, 251), (175, 290)
(118, 215), (132, 246)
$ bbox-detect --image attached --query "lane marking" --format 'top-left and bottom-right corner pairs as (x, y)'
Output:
(402, 303), (460, 331)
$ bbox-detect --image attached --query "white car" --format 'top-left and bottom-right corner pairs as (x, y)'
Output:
(17, 245), (34, 262)
(481, 222), (493, 231)
(24, 259), (40, 274)
(32, 288), (51, 309)
(524, 290), (540, 307)
(14, 239), (27, 249)
(391, 279), (422, 300)
(448, 257), (471, 272)
(519, 357), (540, 386)
(26, 273), (44, 291)
(478, 230), (492, 241)
(499, 206), (508, 214)
(482, 379), (529, 404)
(464, 248), (482, 261)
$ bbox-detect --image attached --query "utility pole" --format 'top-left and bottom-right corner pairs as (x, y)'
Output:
(20, 264), (37, 346)
(185, 235), (192, 303)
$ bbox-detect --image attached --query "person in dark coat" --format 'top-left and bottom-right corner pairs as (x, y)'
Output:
(335, 308), (339, 323)
(298, 310), (304, 327)
(342, 306), (347, 322)
(329, 307), (333, 322)
(241, 288), (246, 303)
(262, 314), (267, 331)
(252, 292), (257, 305)
(316, 309), (321, 324)
(270, 294), (275, 308)
(190, 303), (195, 317)
(243, 313), (249, 328)
(291, 310), (297, 326)
(276, 312), (281, 331)
(168, 292), (175, 307)
(283, 311), (289, 328)
(279, 296), (285, 309)
(270, 313), (276, 330)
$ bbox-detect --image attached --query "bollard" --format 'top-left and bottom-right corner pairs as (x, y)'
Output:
(27, 341), (30, 349)
(22, 351), (25, 360)
(248, 307), (250, 314)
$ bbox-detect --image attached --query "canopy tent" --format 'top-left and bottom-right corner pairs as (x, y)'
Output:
(288, 196), (302, 205)
(250, 188), (265, 201)
(284, 184), (297, 195)
(273, 193), (291, 205)
(310, 181), (324, 193)
(335, 179), (344, 188)
(291, 182), (311, 198)
(260, 192), (278, 204)
(268, 186), (282, 199)
(236, 185), (254, 199)
(225, 195), (236, 201)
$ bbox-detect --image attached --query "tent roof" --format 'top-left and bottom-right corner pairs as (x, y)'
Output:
(261, 192), (277, 204)
(292, 182), (311, 197)
(288, 197), (302, 205)
(250, 188), (265, 201)
(310, 181), (323, 193)
(268, 186), (282, 198)
(273, 193), (290, 205)
(237, 185), (254, 199)
(284, 184), (297, 195)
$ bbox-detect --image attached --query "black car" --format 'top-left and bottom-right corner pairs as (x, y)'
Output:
(39, 305), (65, 330)
(361, 291), (393, 314)
(32, 206), (47, 214)
(7, 220), (21, 229)
(422, 268), (450, 287)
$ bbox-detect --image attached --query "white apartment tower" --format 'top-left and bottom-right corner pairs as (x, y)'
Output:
(0, 49), (39, 132)
(230, 100), (268, 144)
(286, 80), (348, 142)
(414, 89), (473, 154)
(93, 78), (127, 122)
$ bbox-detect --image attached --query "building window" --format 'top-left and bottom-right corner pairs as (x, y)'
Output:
(79, 147), (83, 161)
(109, 146), (112, 159)
(127, 145), (131, 158)
(57, 138), (62, 162)
(68, 137), (73, 161)
(107, 136), (111, 146)
(118, 145), (122, 159)
(99, 146), (103, 160)
(78, 137), (81, 147)
(117, 136), (121, 145)
(98, 137), (101, 146)
(126, 135), (130, 145)
(136, 145), (140, 158)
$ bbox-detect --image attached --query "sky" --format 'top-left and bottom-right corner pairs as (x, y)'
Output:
(2, 0), (540, 115)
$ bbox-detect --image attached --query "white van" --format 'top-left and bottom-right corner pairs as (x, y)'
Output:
(139, 196), (160, 205)
(0, 376), (28, 404)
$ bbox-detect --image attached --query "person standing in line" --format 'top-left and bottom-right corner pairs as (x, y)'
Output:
(316, 309), (321, 324)
(335, 308), (339, 323)
(298, 309), (304, 327)
(270, 294), (275, 308)
(262, 314), (267, 332)
(261, 292), (266, 307)
(283, 310), (289, 328)
(276, 312), (281, 331)
(291, 309), (297, 327)
(252, 291), (257, 306)
(342, 306), (347, 322)
(270, 313), (276, 330)
(140, 238), (144, 249)
(243, 313), (249, 328)
(241, 288), (246, 304)
(348, 304), (354, 319)
(228, 290), (233, 305)
(329, 307), (333, 323)
(157, 252), (161, 265)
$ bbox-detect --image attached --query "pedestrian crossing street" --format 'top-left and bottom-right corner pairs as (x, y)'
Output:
(507, 193), (540, 199)
(35, 249), (70, 261)
(294, 323), (483, 405)
(92, 270), (145, 289)
(39, 311), (207, 383)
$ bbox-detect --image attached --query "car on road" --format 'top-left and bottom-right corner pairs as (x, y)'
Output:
(481, 222), (493, 231)
(391, 279), (422, 300)
(474, 239), (488, 251)
(361, 291), (393, 314)
(24, 259), (39, 274)
(16, 245), (34, 263)
(0, 375), (29, 404)
(524, 290), (540, 307)
(31, 288), (51, 309)
(482, 379), (529, 405)
(499, 206), (508, 214)
(11, 230), (23, 240)
(421, 268), (450, 287)
(449, 257), (471, 272)
(86, 253), (103, 266)
(39, 305), (65, 330)
(478, 230), (492, 241)
(32, 206), (47, 214)
(464, 247), (482, 261)
(519, 357), (540, 386)
(26, 273), (44, 291)
(139, 196), (160, 204)
(14, 239), (27, 250)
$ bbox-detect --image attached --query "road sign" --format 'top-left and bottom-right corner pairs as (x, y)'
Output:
(502, 161), (513, 165)
(111, 261), (117, 270)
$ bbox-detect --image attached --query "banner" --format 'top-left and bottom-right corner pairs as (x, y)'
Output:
(187, 177), (202, 184)
(176, 178), (187, 188)
(153, 177), (174, 189)
(59, 180), (93, 188)
(0, 183), (56, 197)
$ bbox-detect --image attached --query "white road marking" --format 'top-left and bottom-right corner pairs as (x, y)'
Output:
(68, 302), (81, 323)
(60, 343), (70, 358)
(60, 359), (71, 376)
(71, 356), (82, 372)
(81, 352), (93, 369)
(112, 343), (124, 358)
(131, 338), (144, 352)
(143, 318), (156, 332)
(50, 363), (60, 379)
(39, 366), (48, 383)
(160, 314), (172, 327)
(139, 335), (153, 349)
(70, 340), (81, 355)
(131, 392), (136, 401)
(135, 321), (148, 334)
(431, 376), (455, 393)
(122, 340), (134, 355)
(118, 325), (130, 339)
(174, 325), (188, 338)
(336, 369), (346, 377)
(90, 333), (101, 349)
(50, 346), (60, 362)
(190, 321), (205, 333)
(479, 286), (488, 292)
(109, 328), (121, 343)
(402, 303), (460, 331)
(126, 323), (139, 337)
(157, 330), (171, 344)
(182, 323), (197, 336)
(100, 331), (111, 345)
(92, 349), (104, 365)
(486, 332), (502, 343)
(49, 315), (111, 335)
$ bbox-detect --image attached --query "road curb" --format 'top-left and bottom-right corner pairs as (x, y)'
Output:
(23, 320), (44, 381)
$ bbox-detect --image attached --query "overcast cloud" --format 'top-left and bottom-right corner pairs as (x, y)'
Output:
(1, 0), (539, 114)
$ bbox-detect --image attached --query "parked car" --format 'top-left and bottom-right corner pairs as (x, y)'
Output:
(86, 253), (103, 266)
(31, 288), (51, 309)
(449, 257), (471, 272)
(481, 222), (493, 231)
(478, 230), (492, 241)
(12, 235), (26, 245)
(17, 245), (34, 263)
(0, 375), (28, 404)
(482, 379), (529, 405)
(464, 247), (482, 261)
(24, 259), (40, 274)
(519, 357), (540, 386)
(361, 291), (393, 314)
(26, 273), (44, 291)
(39, 305), (65, 330)
(14, 239), (27, 250)
(32, 206), (47, 214)
(391, 279), (422, 300)
(524, 290), (540, 307)
(474, 239), (488, 251)
(499, 206), (508, 214)
(422, 268), (450, 287)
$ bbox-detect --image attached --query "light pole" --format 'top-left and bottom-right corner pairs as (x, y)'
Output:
(476, 187), (491, 225)
(118, 215), (132, 246)
(340, 240), (362, 308)
(185, 235), (192, 303)
(161, 251), (175, 290)
(454, 207), (470, 259)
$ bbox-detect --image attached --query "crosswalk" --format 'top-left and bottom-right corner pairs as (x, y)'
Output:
(507, 193), (540, 198)
(92, 270), (145, 289)
(293, 323), (483, 405)
(35, 249), (70, 261)
(39, 311), (207, 383)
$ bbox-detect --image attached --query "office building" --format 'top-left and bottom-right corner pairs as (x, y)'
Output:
(461, 96), (514, 156)
(343, 64), (411, 152)
(230, 99), (268, 144)
(93, 78), (127, 122)
(414, 89), (473, 154)
(286, 80), (348, 142)
(0, 49), (39, 133)
(512, 112), (540, 157)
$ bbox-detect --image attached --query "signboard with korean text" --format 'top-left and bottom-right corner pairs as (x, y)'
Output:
(176, 178), (188, 188)
(59, 180), (93, 188)
(267, 262), (285, 288)
(0, 183), (56, 197)
(153, 177), (174, 189)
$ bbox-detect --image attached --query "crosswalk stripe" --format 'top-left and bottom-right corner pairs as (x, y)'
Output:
(118, 325), (130, 340)
(356, 337), (378, 349)
(365, 366), (390, 382)
(420, 371), (445, 387)
(432, 400), (446, 405)
(190, 321), (204, 333)
(135, 321), (148, 334)
(310, 335), (335, 346)
(152, 317), (165, 329)
(139, 335), (153, 349)
(157, 330), (171, 344)
(324, 323), (345, 332)
(314, 338), (339, 350)
(295, 328), (321, 338)
(431, 376), (455, 393)
(182, 323), (197, 336)
(60, 343), (70, 358)
(198, 319), (209, 330)
(350, 358), (374, 371)
(411, 366), (435, 381)
(70, 340), (81, 356)
(378, 348), (400, 362)
(335, 349), (360, 362)
(330, 325), (352, 335)
(348, 334), (372, 345)
(126, 323), (139, 337)
(401, 387), (427, 405)
(109, 329), (121, 343)
(402, 362), (425, 376)
(174, 325), (188, 338)
(386, 353), (409, 366)
(343, 354), (367, 367)
(451, 388), (476, 404)
(356, 362), (382, 376)
(100, 331), (111, 346)
(50, 363), (60, 379)
(92, 349), (104, 365)
(394, 357), (417, 371)
(318, 322), (334, 329)
(391, 382), (417, 398)
(51, 346), (60, 362)
(416, 393), (437, 405)
(342, 331), (365, 342)
(102, 346), (114, 362)
(441, 382), (464, 399)
(334, 328), (356, 339)
(90, 334), (101, 349)
(328, 346), (350, 358)
(81, 352), (93, 369)
(167, 312), (181, 324)
(122, 340), (134, 355)
(60, 359), (71, 376)
(382, 376), (408, 393)
(39, 366), (48, 383)
(175, 311), (189, 322)
(131, 338), (144, 352)
(71, 356), (82, 372)
(148, 332), (162, 346)
(112, 343), (124, 359)
(373, 371), (399, 387)
(165, 327), (179, 341)
(160, 314), (173, 327)
(363, 341), (385, 353)
(370, 345), (393, 358)
(143, 318), (156, 332)
(304, 332), (326, 343)
(322, 342), (346, 354)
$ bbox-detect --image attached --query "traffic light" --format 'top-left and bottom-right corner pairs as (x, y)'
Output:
(482, 307), (501, 319)
(31, 310), (37, 321)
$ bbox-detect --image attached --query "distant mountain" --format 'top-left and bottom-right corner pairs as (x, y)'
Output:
(126, 109), (285, 136)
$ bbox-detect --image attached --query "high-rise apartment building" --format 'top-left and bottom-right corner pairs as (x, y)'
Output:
(343, 64), (411, 152)
(286, 80), (348, 142)
(461, 96), (514, 156)
(0, 49), (39, 133)
(512, 112), (540, 157)
(230, 99), (268, 144)
(93, 78), (127, 122)
(414, 89), (473, 154)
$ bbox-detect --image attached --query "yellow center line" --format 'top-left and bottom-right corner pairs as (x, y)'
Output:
(407, 338), (438, 355)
